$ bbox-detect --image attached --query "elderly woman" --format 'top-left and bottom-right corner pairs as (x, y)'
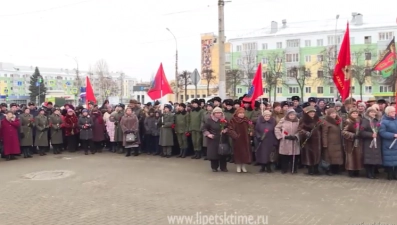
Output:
(298, 106), (322, 175)
(357, 102), (366, 117)
(120, 107), (140, 157)
(202, 107), (229, 172)
(360, 107), (382, 179)
(227, 107), (253, 173)
(342, 108), (363, 177)
(275, 109), (299, 174)
(1, 111), (20, 161)
(379, 106), (397, 180)
(321, 108), (344, 175)
(64, 109), (79, 152)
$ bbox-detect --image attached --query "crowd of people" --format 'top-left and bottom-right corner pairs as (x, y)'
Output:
(1, 95), (397, 180)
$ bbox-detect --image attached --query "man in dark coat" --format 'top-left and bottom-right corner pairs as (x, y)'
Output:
(291, 96), (302, 114)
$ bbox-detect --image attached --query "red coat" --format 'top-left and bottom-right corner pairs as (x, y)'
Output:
(64, 114), (79, 136)
(1, 118), (21, 155)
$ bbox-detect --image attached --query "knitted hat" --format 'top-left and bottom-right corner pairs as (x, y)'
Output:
(263, 110), (272, 116)
(212, 107), (223, 114)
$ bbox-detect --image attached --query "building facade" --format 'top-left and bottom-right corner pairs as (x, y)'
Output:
(229, 13), (397, 102)
(0, 62), (136, 105)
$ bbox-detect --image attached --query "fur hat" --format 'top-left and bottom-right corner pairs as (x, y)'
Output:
(224, 99), (234, 106)
(179, 103), (186, 108)
(234, 107), (245, 116)
(308, 97), (316, 103)
(281, 101), (288, 107)
(273, 102), (281, 108)
(263, 110), (272, 116)
(335, 101), (343, 107)
(326, 108), (337, 116)
(164, 104), (172, 111)
(348, 108), (359, 114)
(206, 102), (214, 108)
(377, 99), (387, 104)
(199, 99), (206, 104)
(129, 99), (139, 104)
(291, 96), (300, 102)
(212, 97), (222, 103)
(191, 99), (200, 105)
(212, 107), (223, 114)
(304, 106), (316, 113)
(233, 99), (240, 106)
(285, 108), (296, 117)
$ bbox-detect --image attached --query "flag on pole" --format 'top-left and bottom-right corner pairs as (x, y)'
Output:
(372, 37), (396, 78)
(242, 63), (263, 109)
(333, 23), (351, 102)
(147, 63), (173, 100)
(85, 76), (96, 106)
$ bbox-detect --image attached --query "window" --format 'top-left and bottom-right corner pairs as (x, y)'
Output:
(317, 39), (323, 46)
(286, 53), (299, 63)
(364, 36), (372, 44)
(304, 70), (311, 77)
(327, 35), (342, 45)
(202, 95), (206, 98)
(317, 86), (324, 94)
(237, 88), (242, 94)
(287, 39), (300, 48)
(276, 57), (283, 63)
(379, 32), (394, 41)
(317, 70), (324, 78)
(350, 37), (355, 45)
(379, 85), (392, 92)
(277, 87), (282, 94)
(305, 55), (311, 62)
(276, 42), (282, 49)
(237, 58), (242, 65)
(305, 87), (311, 93)
(263, 88), (269, 93)
(190, 95), (194, 99)
(180, 95), (184, 102)
(351, 86), (355, 93)
(262, 71), (268, 79)
(365, 86), (372, 94)
(317, 55), (324, 62)
(365, 52), (372, 60)
(242, 42), (257, 51)
(289, 87), (299, 94)
(329, 86), (335, 94)
(236, 45), (242, 52)
(305, 40), (311, 47)
(287, 69), (297, 78)
(262, 43), (268, 50)
(262, 58), (268, 64)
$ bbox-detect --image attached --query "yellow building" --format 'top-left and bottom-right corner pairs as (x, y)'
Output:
(167, 33), (231, 103)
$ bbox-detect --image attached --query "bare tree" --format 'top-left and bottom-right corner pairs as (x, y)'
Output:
(239, 48), (258, 86)
(119, 72), (125, 102)
(179, 70), (192, 102)
(202, 69), (216, 96)
(351, 47), (377, 100)
(286, 66), (311, 101)
(94, 59), (112, 102)
(226, 69), (243, 98)
(264, 51), (285, 102)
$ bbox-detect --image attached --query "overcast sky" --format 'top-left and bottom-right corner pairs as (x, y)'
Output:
(0, 0), (395, 81)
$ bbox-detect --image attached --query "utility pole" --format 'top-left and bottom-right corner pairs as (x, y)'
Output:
(218, 0), (226, 99)
(166, 28), (179, 102)
(120, 72), (124, 102)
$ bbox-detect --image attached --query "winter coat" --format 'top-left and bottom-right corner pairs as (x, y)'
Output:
(64, 114), (79, 136)
(379, 115), (397, 167)
(159, 112), (174, 146)
(321, 116), (344, 165)
(223, 108), (235, 121)
(78, 116), (93, 140)
(1, 118), (21, 155)
(174, 111), (189, 134)
(35, 114), (49, 147)
(251, 109), (261, 125)
(359, 116), (382, 165)
(105, 119), (115, 142)
(228, 115), (252, 164)
(244, 107), (253, 120)
(298, 113), (322, 166)
(144, 116), (160, 136)
(188, 107), (204, 131)
(110, 111), (124, 142)
(254, 116), (278, 163)
(202, 114), (229, 160)
(202, 110), (212, 147)
(275, 116), (300, 156)
(49, 114), (63, 145)
(120, 113), (140, 147)
(342, 117), (364, 170)
(19, 113), (34, 147)
(272, 111), (284, 125)
(103, 111), (111, 123)
(91, 111), (106, 142)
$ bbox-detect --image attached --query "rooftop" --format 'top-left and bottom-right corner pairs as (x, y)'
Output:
(230, 14), (397, 40)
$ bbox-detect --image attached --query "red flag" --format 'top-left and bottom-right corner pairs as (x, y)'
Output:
(85, 76), (96, 105)
(147, 63), (173, 100)
(333, 23), (351, 102)
(242, 63), (263, 108)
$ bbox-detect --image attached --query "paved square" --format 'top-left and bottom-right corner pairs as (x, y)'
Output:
(0, 153), (397, 225)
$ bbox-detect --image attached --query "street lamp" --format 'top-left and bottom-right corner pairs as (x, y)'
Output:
(65, 55), (81, 104)
(166, 28), (179, 102)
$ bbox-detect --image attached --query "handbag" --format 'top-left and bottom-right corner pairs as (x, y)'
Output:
(125, 133), (136, 143)
(217, 134), (231, 156)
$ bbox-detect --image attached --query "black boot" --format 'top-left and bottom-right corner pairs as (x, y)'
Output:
(39, 148), (44, 156)
(181, 149), (186, 158)
(307, 166), (314, 175)
(177, 149), (183, 158)
(10, 155), (17, 160)
(259, 164), (266, 173)
(191, 152), (197, 159)
(125, 148), (131, 157)
(133, 148), (139, 156)
(84, 150), (88, 155)
(387, 168), (393, 180)
(23, 148), (28, 158)
(195, 151), (201, 159)
(266, 163), (272, 173)
(366, 166), (374, 179)
(348, 170), (355, 178)
(325, 169), (333, 176)
(6, 155), (11, 161)
(313, 165), (320, 175)
(229, 155), (235, 163)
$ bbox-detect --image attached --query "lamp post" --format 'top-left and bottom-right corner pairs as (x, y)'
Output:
(334, 14), (340, 100)
(65, 55), (81, 98)
(166, 28), (179, 102)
